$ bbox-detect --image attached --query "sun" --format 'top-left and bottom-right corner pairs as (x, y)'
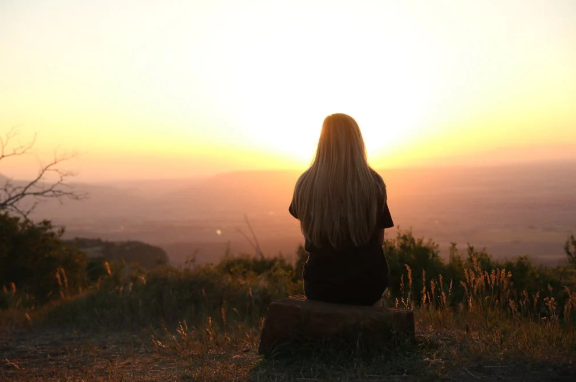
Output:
(228, 99), (425, 168)
(222, 52), (426, 166)
(197, 0), (439, 169)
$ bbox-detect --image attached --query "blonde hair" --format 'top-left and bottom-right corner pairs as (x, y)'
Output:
(292, 113), (386, 249)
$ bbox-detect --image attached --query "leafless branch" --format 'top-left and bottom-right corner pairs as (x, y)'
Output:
(0, 129), (88, 219)
(565, 234), (576, 267)
(0, 127), (36, 162)
(236, 215), (264, 259)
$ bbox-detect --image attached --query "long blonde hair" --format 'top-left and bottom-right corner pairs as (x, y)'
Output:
(292, 113), (386, 249)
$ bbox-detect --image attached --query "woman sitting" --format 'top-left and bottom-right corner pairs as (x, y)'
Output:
(289, 113), (394, 307)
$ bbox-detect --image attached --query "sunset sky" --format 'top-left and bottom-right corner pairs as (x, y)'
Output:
(1, 0), (575, 181)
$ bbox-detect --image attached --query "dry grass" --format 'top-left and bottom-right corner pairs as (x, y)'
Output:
(2, 254), (576, 381)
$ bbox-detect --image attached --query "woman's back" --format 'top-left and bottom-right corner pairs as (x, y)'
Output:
(289, 114), (394, 306)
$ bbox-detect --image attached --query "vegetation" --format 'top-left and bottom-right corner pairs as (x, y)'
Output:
(0, 213), (87, 308)
(385, 230), (576, 313)
(1, 219), (576, 381)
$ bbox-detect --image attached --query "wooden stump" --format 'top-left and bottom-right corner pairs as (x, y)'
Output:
(258, 295), (415, 355)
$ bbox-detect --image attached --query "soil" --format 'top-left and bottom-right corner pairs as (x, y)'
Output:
(1, 328), (575, 382)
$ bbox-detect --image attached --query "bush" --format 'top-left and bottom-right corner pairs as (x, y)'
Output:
(384, 229), (445, 303)
(0, 213), (87, 306)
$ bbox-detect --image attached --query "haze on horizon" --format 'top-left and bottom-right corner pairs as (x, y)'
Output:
(1, 0), (575, 182)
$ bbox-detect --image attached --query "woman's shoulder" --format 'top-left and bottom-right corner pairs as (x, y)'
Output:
(298, 169), (310, 178)
(369, 168), (386, 188)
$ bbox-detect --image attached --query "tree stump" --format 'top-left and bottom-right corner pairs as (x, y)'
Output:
(258, 295), (415, 355)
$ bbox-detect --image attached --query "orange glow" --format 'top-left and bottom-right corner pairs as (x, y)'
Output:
(1, 0), (575, 181)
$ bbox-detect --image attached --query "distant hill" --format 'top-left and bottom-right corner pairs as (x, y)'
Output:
(65, 238), (169, 269)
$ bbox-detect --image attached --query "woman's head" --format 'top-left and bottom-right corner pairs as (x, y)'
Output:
(315, 113), (368, 169)
(292, 113), (385, 249)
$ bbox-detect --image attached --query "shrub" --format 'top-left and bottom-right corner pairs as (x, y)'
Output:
(384, 229), (445, 304)
(0, 213), (87, 306)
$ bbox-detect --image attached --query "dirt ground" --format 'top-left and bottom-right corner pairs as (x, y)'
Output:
(1, 328), (575, 382)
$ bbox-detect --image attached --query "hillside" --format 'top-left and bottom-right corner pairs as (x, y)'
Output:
(64, 238), (169, 269)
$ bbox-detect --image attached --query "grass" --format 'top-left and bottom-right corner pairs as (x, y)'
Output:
(3, 306), (574, 381)
(2, 244), (576, 381)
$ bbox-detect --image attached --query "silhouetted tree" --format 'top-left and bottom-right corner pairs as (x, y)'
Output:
(0, 127), (86, 218)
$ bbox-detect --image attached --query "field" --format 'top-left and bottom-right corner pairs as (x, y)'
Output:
(2, 231), (576, 381)
(2, 313), (574, 381)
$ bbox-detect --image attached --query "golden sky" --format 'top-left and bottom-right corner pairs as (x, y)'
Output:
(1, 0), (575, 181)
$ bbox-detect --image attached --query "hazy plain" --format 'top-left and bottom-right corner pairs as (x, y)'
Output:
(27, 161), (576, 267)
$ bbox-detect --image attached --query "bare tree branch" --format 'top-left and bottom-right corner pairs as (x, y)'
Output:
(565, 234), (576, 267)
(0, 128), (88, 219)
(236, 214), (264, 259)
(0, 126), (36, 162)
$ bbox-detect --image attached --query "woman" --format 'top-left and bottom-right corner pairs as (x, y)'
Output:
(289, 113), (394, 306)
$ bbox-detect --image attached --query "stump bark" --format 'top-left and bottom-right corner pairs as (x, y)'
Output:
(258, 295), (415, 355)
